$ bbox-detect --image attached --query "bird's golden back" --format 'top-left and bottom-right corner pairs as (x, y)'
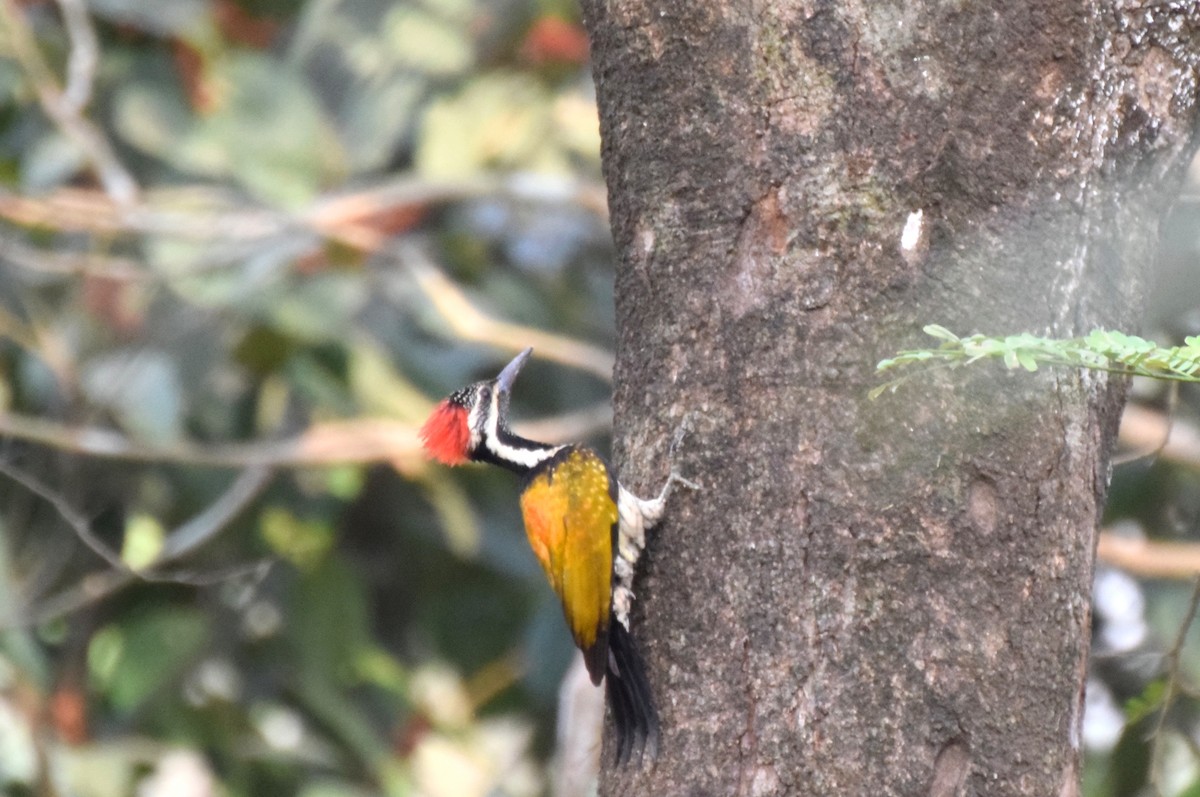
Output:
(519, 447), (618, 682)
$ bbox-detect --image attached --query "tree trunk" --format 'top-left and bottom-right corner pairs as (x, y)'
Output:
(580, 2), (1200, 794)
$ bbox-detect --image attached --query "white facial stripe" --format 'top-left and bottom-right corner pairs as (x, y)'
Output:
(466, 393), (487, 449)
(480, 386), (563, 468)
(488, 385), (500, 437)
(487, 438), (564, 469)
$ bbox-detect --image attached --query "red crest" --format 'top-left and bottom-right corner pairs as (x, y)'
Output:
(420, 400), (471, 465)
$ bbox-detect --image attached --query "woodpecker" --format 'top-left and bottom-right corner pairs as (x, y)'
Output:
(419, 347), (695, 764)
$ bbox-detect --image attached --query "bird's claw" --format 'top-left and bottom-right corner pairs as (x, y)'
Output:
(667, 413), (701, 491)
(669, 412), (697, 461)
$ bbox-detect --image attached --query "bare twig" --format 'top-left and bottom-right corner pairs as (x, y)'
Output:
(0, 171), (607, 243)
(0, 0), (139, 204)
(0, 457), (128, 572)
(305, 173), (608, 248)
(0, 188), (286, 240)
(0, 412), (405, 466)
(7, 466), (274, 629)
(517, 404), (612, 444)
(1148, 577), (1200, 796)
(1097, 532), (1200, 579)
(1119, 402), (1200, 470)
(1114, 386), (1180, 467)
(0, 302), (77, 403)
(0, 407), (612, 467)
(404, 248), (615, 383)
(54, 0), (98, 114)
(156, 466), (272, 562)
(1, 236), (146, 281)
(0, 457), (272, 581)
(0, 304), (42, 352)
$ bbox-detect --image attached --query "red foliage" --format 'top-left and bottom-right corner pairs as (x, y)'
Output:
(519, 16), (590, 66)
(82, 274), (144, 337)
(214, 0), (280, 48)
(50, 686), (89, 745)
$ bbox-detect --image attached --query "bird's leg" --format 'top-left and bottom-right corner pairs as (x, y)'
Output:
(613, 414), (703, 627)
(634, 414), (702, 525)
(665, 412), (702, 492)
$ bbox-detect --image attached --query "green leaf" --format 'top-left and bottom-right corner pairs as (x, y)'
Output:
(877, 325), (1200, 397)
(264, 273), (369, 343)
(81, 349), (185, 444)
(1085, 329), (1118, 351)
(261, 507), (334, 571)
(121, 514), (165, 571)
(289, 557), (371, 681)
(416, 72), (560, 176)
(111, 52), (242, 179)
(88, 0), (207, 36)
(114, 53), (343, 207)
(353, 647), (410, 698)
(348, 341), (429, 419)
(1125, 334), (1156, 353)
(298, 781), (379, 797)
(867, 383), (896, 400)
(204, 54), (343, 207)
(922, 324), (960, 343)
(1124, 678), (1165, 725)
(418, 472), (481, 558)
(88, 607), (209, 713)
(326, 466), (366, 501)
(330, 77), (426, 175)
(383, 6), (473, 75)
(20, 132), (86, 191)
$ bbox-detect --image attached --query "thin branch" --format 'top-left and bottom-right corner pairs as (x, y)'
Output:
(7, 466), (274, 629)
(0, 298), (78, 396)
(1113, 384), (1179, 467)
(0, 304), (42, 352)
(0, 407), (612, 467)
(0, 412), (396, 466)
(54, 0), (98, 114)
(0, 456), (273, 582)
(305, 172), (609, 246)
(404, 248), (615, 383)
(1120, 402), (1200, 470)
(0, 187), (287, 240)
(1148, 577), (1200, 796)
(1097, 532), (1200, 580)
(156, 466), (273, 561)
(0, 457), (127, 572)
(0, 0), (139, 204)
(517, 403), (612, 444)
(1, 236), (147, 281)
(0, 171), (607, 243)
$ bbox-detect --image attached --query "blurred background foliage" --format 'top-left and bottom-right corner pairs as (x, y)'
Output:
(3, 1), (1200, 796)
(0, 0), (614, 794)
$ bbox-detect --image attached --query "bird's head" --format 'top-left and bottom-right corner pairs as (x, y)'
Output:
(419, 347), (532, 466)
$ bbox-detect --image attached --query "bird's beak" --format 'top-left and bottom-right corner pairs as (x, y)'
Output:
(496, 347), (533, 394)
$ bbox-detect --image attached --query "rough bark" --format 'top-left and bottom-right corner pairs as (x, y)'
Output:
(579, 1), (1200, 795)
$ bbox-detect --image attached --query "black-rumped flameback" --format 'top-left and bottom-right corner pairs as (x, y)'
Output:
(419, 347), (695, 764)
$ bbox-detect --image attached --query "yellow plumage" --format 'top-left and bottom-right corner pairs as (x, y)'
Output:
(519, 447), (617, 683)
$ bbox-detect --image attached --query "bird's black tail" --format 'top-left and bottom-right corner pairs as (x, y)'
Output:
(605, 616), (660, 765)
